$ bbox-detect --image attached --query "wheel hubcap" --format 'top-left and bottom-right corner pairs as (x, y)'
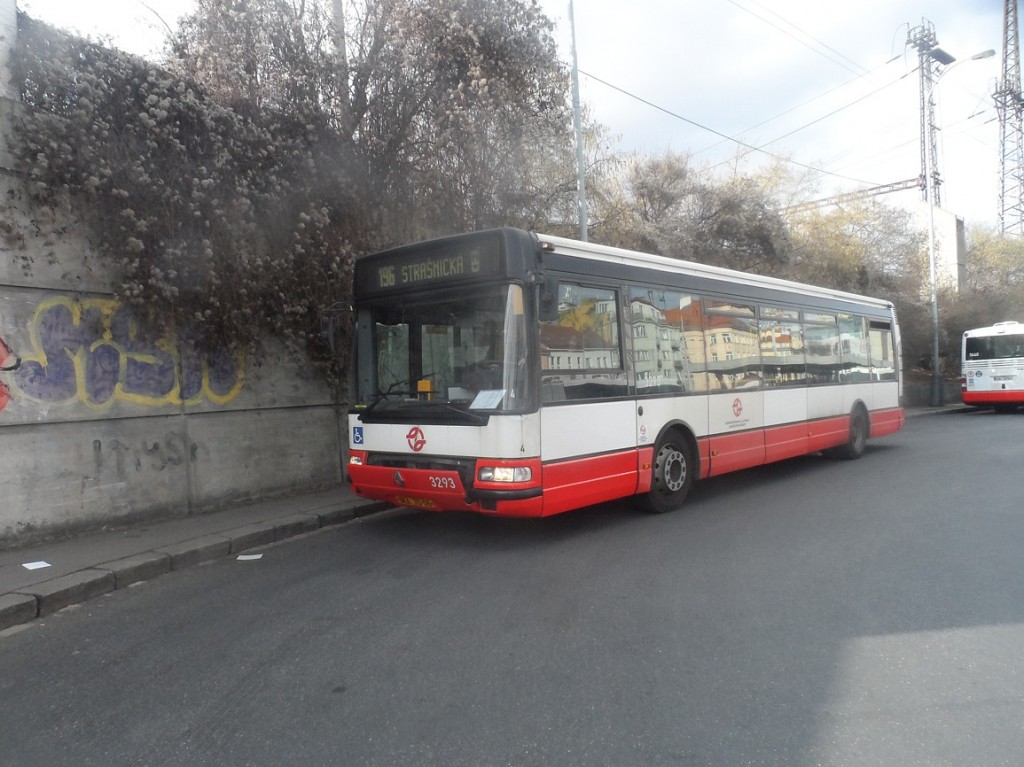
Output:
(659, 447), (686, 493)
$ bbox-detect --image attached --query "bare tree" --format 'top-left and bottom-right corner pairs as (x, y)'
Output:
(786, 201), (922, 296)
(171, 0), (575, 243)
(594, 151), (791, 274)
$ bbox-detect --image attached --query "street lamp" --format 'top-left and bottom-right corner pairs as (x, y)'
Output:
(915, 35), (994, 406)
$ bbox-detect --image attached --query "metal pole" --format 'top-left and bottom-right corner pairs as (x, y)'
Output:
(923, 59), (943, 406)
(568, 0), (588, 242)
(925, 161), (944, 406)
(908, 20), (949, 407)
(916, 47), (991, 406)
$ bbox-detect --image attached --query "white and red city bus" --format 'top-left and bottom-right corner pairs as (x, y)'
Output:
(961, 321), (1024, 411)
(346, 228), (905, 516)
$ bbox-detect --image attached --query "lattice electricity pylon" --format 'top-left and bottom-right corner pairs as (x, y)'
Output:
(908, 19), (951, 208)
(996, 0), (1024, 237)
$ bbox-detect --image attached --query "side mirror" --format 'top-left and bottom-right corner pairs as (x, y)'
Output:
(538, 275), (559, 322)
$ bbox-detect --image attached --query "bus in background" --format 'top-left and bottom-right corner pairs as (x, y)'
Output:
(346, 228), (905, 517)
(961, 321), (1024, 411)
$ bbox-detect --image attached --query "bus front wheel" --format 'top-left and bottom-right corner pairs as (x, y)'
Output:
(640, 432), (694, 514)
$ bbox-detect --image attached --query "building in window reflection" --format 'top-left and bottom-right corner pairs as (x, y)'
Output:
(628, 294), (706, 393)
(539, 285), (626, 401)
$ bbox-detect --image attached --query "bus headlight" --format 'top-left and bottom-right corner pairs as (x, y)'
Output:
(478, 466), (533, 483)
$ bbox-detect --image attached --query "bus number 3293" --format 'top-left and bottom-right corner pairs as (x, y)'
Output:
(429, 476), (457, 490)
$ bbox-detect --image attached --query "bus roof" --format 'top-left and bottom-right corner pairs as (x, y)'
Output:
(536, 232), (896, 311)
(963, 321), (1024, 337)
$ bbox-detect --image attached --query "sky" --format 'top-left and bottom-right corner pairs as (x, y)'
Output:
(15, 0), (1009, 227)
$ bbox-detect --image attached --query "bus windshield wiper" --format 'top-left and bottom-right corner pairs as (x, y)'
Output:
(362, 373), (436, 415)
(362, 378), (412, 415)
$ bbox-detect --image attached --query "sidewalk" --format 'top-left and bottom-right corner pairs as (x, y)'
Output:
(0, 484), (386, 632)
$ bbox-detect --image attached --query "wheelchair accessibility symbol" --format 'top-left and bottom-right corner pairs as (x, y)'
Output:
(352, 426), (364, 445)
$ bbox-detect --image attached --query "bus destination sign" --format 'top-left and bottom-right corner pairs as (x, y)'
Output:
(357, 237), (503, 294)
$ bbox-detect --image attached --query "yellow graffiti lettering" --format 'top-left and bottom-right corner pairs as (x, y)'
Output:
(12, 296), (245, 411)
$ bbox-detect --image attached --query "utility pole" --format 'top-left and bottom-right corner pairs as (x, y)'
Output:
(908, 18), (953, 407)
(996, 0), (1024, 237)
(908, 19), (951, 208)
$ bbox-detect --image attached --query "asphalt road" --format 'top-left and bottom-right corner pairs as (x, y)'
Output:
(2, 409), (1024, 766)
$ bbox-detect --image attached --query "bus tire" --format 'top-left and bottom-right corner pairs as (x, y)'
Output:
(833, 405), (869, 460)
(640, 430), (694, 514)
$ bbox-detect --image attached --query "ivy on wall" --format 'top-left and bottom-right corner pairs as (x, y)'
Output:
(11, 13), (358, 394)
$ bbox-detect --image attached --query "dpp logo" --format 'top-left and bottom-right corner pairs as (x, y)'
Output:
(732, 398), (743, 417)
(406, 426), (426, 452)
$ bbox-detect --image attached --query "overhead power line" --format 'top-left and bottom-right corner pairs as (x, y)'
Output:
(725, 0), (869, 77)
(578, 68), (886, 186)
(691, 53), (903, 159)
(707, 67), (913, 174)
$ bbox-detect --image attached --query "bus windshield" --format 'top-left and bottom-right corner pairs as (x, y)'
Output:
(356, 283), (530, 419)
(965, 334), (1024, 361)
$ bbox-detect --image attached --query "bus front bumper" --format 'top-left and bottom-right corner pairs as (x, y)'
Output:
(346, 457), (546, 517)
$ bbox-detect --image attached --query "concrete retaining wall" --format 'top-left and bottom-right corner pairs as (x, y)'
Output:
(0, 36), (346, 544)
(0, 178), (346, 542)
(899, 380), (962, 409)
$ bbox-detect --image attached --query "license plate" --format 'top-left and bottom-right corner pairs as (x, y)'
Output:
(394, 495), (438, 509)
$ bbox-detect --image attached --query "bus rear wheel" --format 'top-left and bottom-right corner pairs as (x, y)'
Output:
(832, 406), (869, 460)
(640, 432), (694, 514)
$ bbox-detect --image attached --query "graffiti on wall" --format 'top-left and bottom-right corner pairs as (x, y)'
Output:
(4, 297), (244, 412)
(0, 334), (21, 412)
(90, 432), (209, 481)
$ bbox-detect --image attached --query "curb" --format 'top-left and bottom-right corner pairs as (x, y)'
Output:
(0, 500), (388, 633)
(905, 404), (971, 417)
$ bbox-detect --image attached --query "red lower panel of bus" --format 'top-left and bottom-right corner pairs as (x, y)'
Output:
(704, 429), (765, 477)
(541, 450), (643, 516)
(807, 415), (851, 453)
(765, 422), (812, 465)
(696, 409), (905, 479)
(963, 390), (1024, 405)
(869, 407), (906, 436)
(348, 408), (906, 517)
(705, 417), (845, 477)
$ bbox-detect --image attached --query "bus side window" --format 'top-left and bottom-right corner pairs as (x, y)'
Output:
(703, 300), (760, 391)
(869, 321), (896, 381)
(627, 287), (707, 394)
(759, 306), (805, 387)
(805, 312), (840, 384)
(540, 283), (627, 401)
(838, 314), (870, 382)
